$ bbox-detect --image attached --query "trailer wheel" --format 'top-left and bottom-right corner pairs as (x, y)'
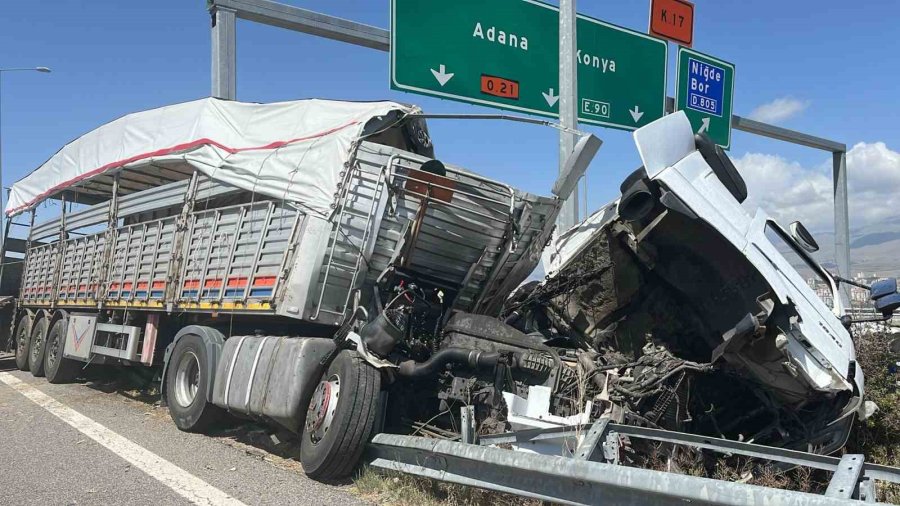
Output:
(44, 318), (80, 384)
(165, 332), (223, 432)
(28, 317), (49, 377)
(300, 350), (381, 481)
(13, 314), (32, 371)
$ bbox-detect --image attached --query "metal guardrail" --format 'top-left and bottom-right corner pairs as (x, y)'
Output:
(367, 416), (900, 505)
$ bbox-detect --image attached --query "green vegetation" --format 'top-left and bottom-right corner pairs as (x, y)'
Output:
(353, 466), (542, 506)
(849, 330), (900, 503)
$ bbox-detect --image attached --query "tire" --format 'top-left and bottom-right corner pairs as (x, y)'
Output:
(44, 318), (81, 384)
(300, 350), (381, 481)
(28, 317), (49, 377)
(13, 314), (32, 371)
(165, 333), (224, 433)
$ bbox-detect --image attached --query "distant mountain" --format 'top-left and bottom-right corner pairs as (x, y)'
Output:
(810, 216), (900, 277)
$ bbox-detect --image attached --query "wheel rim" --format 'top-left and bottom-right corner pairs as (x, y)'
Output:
(174, 351), (201, 408)
(305, 374), (341, 445)
(46, 329), (60, 371)
(30, 325), (44, 364)
(16, 325), (28, 358)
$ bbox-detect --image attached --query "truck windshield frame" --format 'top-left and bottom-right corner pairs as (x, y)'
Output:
(764, 220), (838, 309)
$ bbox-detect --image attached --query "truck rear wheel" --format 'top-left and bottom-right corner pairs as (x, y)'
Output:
(13, 314), (32, 371)
(44, 318), (81, 384)
(300, 350), (381, 481)
(165, 332), (223, 432)
(28, 318), (49, 377)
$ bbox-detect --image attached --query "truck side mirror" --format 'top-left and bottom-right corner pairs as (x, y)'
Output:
(871, 278), (898, 300)
(790, 221), (819, 253)
(871, 278), (900, 317)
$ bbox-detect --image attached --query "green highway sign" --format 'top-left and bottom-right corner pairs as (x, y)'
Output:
(675, 47), (736, 149)
(390, 0), (667, 131)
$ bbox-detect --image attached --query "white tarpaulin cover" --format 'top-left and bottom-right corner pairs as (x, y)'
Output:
(6, 97), (417, 216)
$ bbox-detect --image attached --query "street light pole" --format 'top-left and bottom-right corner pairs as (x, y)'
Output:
(0, 66), (51, 257)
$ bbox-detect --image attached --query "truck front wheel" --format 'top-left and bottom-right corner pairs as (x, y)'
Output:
(300, 350), (381, 481)
(165, 333), (223, 433)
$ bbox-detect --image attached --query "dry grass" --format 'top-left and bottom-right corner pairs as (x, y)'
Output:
(848, 329), (900, 503)
(352, 466), (547, 506)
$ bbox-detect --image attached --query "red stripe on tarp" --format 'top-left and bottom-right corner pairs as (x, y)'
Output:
(151, 280), (166, 290)
(136, 281), (149, 290)
(204, 279), (223, 288)
(183, 279), (200, 289)
(6, 120), (361, 216)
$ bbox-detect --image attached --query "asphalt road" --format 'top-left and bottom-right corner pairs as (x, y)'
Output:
(0, 353), (369, 505)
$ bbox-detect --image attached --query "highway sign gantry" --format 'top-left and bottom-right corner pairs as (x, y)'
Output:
(390, 0), (668, 131)
(675, 47), (735, 149)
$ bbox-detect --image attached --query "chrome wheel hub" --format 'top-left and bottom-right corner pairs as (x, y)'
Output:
(306, 374), (340, 445)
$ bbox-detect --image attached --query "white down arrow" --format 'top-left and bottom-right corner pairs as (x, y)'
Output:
(542, 88), (559, 107)
(430, 65), (454, 86)
(629, 106), (644, 123)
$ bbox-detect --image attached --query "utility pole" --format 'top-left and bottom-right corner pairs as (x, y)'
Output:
(558, 0), (578, 231)
(0, 66), (52, 263)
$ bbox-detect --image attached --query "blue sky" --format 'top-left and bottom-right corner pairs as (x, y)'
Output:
(2, 0), (899, 238)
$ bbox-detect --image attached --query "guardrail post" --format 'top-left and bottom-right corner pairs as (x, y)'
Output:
(461, 405), (476, 444)
(825, 453), (864, 499)
(575, 417), (610, 460)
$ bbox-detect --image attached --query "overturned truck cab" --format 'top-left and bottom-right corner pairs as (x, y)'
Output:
(505, 111), (867, 456)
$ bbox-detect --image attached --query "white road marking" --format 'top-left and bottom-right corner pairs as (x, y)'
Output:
(0, 372), (247, 506)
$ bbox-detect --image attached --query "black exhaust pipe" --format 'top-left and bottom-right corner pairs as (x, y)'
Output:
(397, 348), (502, 378)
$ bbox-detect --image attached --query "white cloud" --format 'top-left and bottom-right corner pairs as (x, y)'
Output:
(733, 152), (833, 230)
(733, 141), (900, 234)
(748, 97), (810, 124)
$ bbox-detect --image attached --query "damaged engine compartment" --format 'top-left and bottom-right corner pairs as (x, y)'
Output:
(364, 124), (860, 458)
(370, 203), (851, 456)
(501, 210), (852, 453)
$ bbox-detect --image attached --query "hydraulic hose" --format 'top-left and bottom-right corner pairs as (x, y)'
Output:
(397, 347), (503, 378)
